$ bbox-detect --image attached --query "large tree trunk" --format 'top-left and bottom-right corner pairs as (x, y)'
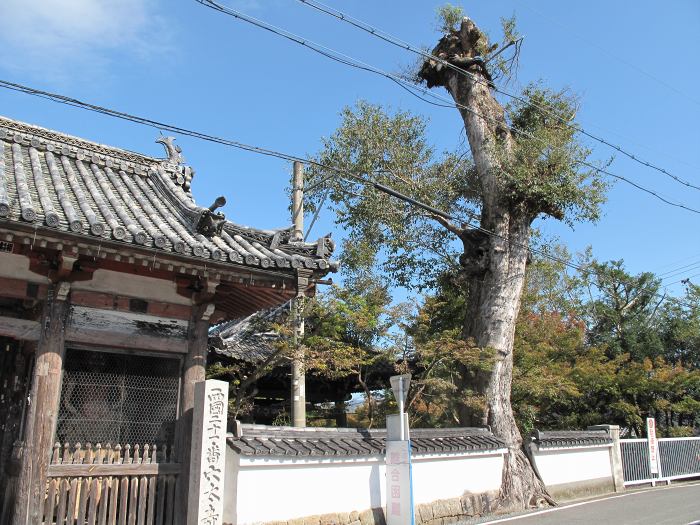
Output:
(419, 17), (552, 510)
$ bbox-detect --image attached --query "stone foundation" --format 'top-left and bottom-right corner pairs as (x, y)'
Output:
(253, 491), (501, 525)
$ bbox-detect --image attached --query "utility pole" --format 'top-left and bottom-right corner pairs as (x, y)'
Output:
(290, 161), (306, 427)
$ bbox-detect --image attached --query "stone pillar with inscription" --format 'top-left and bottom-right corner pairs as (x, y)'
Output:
(188, 379), (229, 525)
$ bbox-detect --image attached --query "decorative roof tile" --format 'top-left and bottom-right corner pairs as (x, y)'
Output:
(532, 429), (613, 449)
(0, 115), (336, 273)
(227, 425), (506, 457)
(209, 302), (288, 363)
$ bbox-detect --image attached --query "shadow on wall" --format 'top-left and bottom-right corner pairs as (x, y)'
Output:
(369, 464), (382, 510)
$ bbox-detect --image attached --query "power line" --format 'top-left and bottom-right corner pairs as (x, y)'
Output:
(0, 78), (694, 309)
(195, 0), (700, 215)
(295, 0), (700, 192)
(653, 252), (700, 273)
(518, 2), (700, 110)
(659, 261), (700, 281)
(664, 272), (700, 288)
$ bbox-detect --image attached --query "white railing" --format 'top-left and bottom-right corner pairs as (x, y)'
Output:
(620, 436), (700, 486)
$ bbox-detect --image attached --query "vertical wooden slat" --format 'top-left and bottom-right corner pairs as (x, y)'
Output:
(164, 477), (176, 525)
(154, 477), (165, 525)
(66, 478), (79, 525)
(118, 477), (128, 525)
(85, 443), (94, 466)
(137, 476), (148, 525)
(108, 478), (120, 525)
(98, 477), (110, 525)
(87, 477), (99, 525)
(62, 442), (71, 465)
(55, 478), (70, 525)
(44, 478), (58, 525)
(95, 443), (104, 465)
(77, 478), (90, 524)
(52, 442), (62, 463)
(127, 477), (138, 525)
(146, 477), (156, 525)
(35, 442), (180, 525)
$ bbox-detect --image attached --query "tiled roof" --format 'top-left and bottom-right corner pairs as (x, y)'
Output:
(209, 302), (288, 363)
(532, 429), (613, 449)
(0, 116), (336, 273)
(228, 425), (506, 457)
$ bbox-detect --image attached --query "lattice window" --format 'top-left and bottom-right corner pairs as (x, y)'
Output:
(55, 349), (180, 446)
(0, 241), (13, 253)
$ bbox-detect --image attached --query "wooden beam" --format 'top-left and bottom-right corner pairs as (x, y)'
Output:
(47, 463), (181, 477)
(65, 327), (188, 354)
(0, 316), (40, 341)
(13, 285), (70, 525)
(65, 306), (188, 354)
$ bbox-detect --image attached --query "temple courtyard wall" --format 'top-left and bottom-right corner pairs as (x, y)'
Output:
(221, 425), (621, 525)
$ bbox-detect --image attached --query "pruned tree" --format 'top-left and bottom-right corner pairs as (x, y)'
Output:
(306, 9), (608, 509)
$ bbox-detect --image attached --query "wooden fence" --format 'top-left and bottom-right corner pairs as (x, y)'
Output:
(42, 442), (181, 525)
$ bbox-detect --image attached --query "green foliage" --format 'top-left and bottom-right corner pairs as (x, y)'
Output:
(308, 87), (607, 290)
(500, 84), (609, 225)
(303, 275), (396, 380)
(579, 259), (665, 360)
(659, 283), (700, 368)
(307, 101), (472, 289)
(400, 257), (700, 435)
(435, 4), (464, 34)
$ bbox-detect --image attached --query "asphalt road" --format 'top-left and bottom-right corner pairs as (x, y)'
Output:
(475, 482), (700, 525)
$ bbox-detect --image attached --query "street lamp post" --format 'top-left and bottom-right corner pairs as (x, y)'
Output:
(386, 374), (414, 525)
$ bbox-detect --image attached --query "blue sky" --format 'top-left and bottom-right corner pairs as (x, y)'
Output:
(1, 0), (699, 297)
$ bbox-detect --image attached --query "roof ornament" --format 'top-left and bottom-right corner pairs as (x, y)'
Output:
(156, 136), (195, 192)
(156, 136), (184, 164)
(196, 196), (227, 238)
(316, 234), (335, 258)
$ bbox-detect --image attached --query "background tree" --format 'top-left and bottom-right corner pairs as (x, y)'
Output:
(306, 10), (607, 508)
(407, 256), (700, 437)
(302, 275), (399, 428)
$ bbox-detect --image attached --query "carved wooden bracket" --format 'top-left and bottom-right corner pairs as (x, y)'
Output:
(205, 276), (221, 296)
(296, 269), (313, 298)
(55, 282), (71, 302)
(56, 254), (78, 280)
(201, 303), (216, 321)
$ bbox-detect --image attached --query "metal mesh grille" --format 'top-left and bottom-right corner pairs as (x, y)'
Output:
(56, 349), (180, 446)
(620, 439), (652, 482)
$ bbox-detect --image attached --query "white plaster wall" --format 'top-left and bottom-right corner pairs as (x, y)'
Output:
(224, 447), (506, 525)
(72, 269), (190, 304)
(411, 453), (504, 504)
(230, 454), (386, 524)
(0, 252), (50, 282)
(533, 446), (613, 486)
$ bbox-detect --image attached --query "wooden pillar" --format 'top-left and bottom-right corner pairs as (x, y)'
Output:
(13, 282), (70, 525)
(290, 296), (306, 427)
(290, 162), (307, 427)
(175, 301), (215, 523)
(291, 270), (312, 428)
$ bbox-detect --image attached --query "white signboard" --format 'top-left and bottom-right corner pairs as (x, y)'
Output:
(646, 417), (659, 475)
(385, 440), (414, 525)
(189, 379), (229, 525)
